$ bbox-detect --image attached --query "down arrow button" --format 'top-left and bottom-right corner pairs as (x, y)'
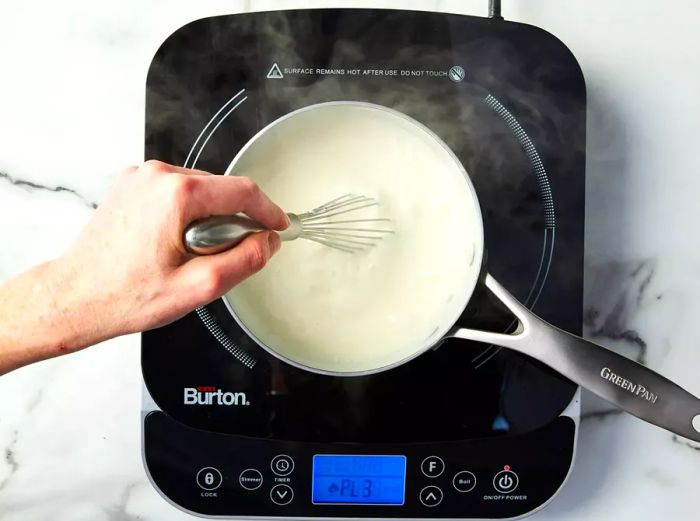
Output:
(270, 484), (294, 506)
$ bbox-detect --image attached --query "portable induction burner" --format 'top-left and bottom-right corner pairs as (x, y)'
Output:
(142, 8), (586, 519)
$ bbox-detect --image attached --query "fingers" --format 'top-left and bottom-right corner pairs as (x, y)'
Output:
(164, 165), (212, 176)
(142, 159), (212, 177)
(141, 159), (288, 232)
(185, 176), (289, 231)
(176, 231), (282, 304)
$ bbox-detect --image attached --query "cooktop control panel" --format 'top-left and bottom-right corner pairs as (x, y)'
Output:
(144, 411), (575, 518)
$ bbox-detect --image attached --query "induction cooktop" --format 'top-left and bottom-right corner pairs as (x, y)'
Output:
(142, 7), (586, 519)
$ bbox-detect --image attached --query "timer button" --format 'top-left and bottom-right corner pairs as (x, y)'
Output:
(420, 456), (445, 478)
(271, 454), (295, 476)
(196, 467), (222, 491)
(453, 471), (477, 493)
(419, 485), (443, 507)
(493, 469), (519, 494)
(239, 468), (263, 490)
(270, 484), (294, 505)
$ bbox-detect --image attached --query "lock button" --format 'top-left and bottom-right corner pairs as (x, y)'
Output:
(196, 467), (223, 490)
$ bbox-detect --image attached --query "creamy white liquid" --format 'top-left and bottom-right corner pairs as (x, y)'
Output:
(224, 102), (483, 373)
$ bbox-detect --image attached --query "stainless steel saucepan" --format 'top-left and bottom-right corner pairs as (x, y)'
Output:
(188, 101), (700, 442)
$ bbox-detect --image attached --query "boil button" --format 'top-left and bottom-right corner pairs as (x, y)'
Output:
(453, 471), (477, 493)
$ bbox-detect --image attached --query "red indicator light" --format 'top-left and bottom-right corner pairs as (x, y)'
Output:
(504, 465), (510, 471)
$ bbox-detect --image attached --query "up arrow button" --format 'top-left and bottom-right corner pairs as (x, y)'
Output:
(419, 486), (443, 507)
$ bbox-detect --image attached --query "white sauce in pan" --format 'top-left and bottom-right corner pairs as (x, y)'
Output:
(224, 102), (483, 373)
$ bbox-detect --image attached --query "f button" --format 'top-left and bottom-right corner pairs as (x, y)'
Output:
(421, 456), (445, 478)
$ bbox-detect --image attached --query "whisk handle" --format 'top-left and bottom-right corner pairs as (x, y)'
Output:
(184, 215), (266, 255)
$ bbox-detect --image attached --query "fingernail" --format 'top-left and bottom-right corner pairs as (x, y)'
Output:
(268, 232), (281, 254)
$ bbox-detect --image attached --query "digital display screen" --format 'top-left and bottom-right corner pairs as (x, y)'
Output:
(312, 455), (406, 505)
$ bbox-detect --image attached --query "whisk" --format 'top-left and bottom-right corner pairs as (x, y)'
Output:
(184, 194), (393, 255)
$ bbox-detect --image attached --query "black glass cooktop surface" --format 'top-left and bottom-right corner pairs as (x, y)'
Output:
(142, 8), (585, 444)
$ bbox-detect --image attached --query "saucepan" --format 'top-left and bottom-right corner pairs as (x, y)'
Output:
(185, 101), (700, 442)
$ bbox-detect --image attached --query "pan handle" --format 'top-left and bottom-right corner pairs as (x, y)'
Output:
(452, 273), (700, 442)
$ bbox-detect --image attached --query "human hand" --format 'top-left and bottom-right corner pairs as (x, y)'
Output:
(47, 160), (288, 350)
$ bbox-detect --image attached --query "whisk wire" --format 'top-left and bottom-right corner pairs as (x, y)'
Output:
(307, 194), (373, 214)
(295, 193), (393, 253)
(302, 198), (379, 222)
(304, 236), (362, 253)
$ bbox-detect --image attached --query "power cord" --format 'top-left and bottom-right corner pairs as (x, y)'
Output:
(489, 0), (504, 20)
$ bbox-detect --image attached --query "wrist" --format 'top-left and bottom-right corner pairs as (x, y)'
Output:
(42, 256), (86, 351)
(0, 258), (88, 374)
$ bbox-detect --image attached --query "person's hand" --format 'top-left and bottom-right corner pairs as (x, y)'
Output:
(51, 160), (288, 346)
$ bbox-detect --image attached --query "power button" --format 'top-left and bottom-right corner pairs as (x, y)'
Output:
(492, 468), (519, 494)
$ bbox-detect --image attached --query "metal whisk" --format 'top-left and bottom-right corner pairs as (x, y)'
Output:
(184, 194), (393, 255)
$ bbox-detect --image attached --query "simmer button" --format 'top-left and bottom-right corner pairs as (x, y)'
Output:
(239, 468), (263, 490)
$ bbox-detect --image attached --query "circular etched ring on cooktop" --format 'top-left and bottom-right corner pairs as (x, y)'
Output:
(183, 86), (555, 371)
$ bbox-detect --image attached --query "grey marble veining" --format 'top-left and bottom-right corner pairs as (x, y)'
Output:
(584, 259), (656, 365)
(0, 171), (98, 209)
(1, 1), (699, 520)
(0, 431), (19, 493)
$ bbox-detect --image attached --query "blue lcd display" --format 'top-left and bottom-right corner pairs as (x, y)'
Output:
(312, 455), (406, 505)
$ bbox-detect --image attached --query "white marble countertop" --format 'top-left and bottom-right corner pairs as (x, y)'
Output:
(1, 1), (698, 520)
